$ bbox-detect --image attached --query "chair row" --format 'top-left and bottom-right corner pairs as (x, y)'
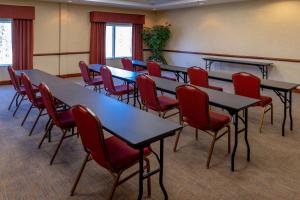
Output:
(6, 67), (151, 199)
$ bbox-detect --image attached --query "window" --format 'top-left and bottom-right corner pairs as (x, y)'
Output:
(106, 24), (132, 59)
(0, 20), (12, 66)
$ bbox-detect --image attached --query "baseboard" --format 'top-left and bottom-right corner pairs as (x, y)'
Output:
(57, 73), (81, 78)
(293, 88), (300, 93)
(0, 80), (11, 85)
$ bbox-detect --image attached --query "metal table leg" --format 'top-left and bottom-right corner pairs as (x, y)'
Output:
(137, 148), (144, 200)
(231, 113), (239, 171)
(244, 108), (250, 161)
(282, 92), (287, 136)
(289, 91), (293, 131)
(159, 139), (168, 199)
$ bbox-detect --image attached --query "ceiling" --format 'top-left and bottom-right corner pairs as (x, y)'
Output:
(40, 0), (248, 10)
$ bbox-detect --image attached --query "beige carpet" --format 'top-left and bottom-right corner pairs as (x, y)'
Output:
(1, 78), (300, 200)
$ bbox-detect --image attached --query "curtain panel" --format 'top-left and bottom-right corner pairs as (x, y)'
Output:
(90, 22), (106, 65)
(132, 24), (144, 60)
(12, 19), (34, 70)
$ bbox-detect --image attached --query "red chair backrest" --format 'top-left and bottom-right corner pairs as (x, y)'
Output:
(21, 73), (38, 105)
(176, 85), (210, 129)
(100, 66), (115, 94)
(121, 58), (134, 71)
(232, 72), (261, 99)
(147, 61), (161, 77)
(7, 67), (21, 92)
(71, 105), (110, 169)
(136, 75), (160, 111)
(79, 61), (91, 83)
(188, 67), (209, 88)
(39, 83), (60, 125)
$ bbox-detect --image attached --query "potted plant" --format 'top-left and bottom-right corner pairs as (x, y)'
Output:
(142, 23), (171, 64)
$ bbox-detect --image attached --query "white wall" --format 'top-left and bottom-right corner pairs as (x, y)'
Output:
(157, 0), (300, 83)
(0, 0), (157, 81)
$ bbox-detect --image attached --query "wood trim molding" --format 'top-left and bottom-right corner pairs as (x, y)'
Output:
(143, 49), (300, 63)
(33, 51), (90, 57)
(0, 80), (11, 85)
(58, 73), (81, 78)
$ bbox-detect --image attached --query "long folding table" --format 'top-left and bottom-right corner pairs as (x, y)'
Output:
(16, 69), (182, 200)
(132, 59), (299, 136)
(88, 64), (260, 171)
(202, 57), (273, 79)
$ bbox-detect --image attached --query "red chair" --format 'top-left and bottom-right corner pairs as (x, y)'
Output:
(70, 105), (151, 199)
(100, 66), (134, 103)
(7, 67), (38, 116)
(147, 61), (176, 81)
(136, 74), (178, 118)
(38, 82), (77, 165)
(188, 67), (223, 91)
(79, 61), (103, 92)
(20, 73), (48, 136)
(121, 58), (144, 71)
(174, 85), (231, 168)
(232, 72), (273, 133)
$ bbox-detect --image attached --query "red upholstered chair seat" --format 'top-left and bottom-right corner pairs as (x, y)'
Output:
(158, 96), (178, 111)
(93, 136), (151, 173)
(135, 67), (145, 71)
(255, 95), (272, 107)
(112, 84), (134, 96)
(209, 111), (231, 132)
(57, 110), (76, 129)
(88, 76), (103, 86)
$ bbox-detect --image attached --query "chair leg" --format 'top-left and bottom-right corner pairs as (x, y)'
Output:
(270, 103), (273, 124)
(29, 109), (44, 136)
(108, 172), (122, 200)
(21, 104), (33, 126)
(227, 125), (231, 154)
(206, 133), (217, 169)
(38, 122), (53, 149)
(144, 157), (151, 197)
(50, 129), (67, 165)
(13, 95), (25, 117)
(70, 153), (91, 196)
(8, 92), (18, 110)
(259, 107), (267, 133)
(173, 128), (183, 152)
(195, 129), (198, 141)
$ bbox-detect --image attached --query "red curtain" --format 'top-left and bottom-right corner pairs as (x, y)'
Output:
(90, 22), (106, 64)
(12, 19), (34, 70)
(132, 24), (143, 60)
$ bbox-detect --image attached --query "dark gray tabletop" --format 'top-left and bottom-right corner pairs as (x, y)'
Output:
(208, 71), (299, 92)
(17, 70), (182, 148)
(149, 76), (259, 112)
(132, 59), (188, 73)
(89, 64), (145, 82)
(203, 57), (273, 66)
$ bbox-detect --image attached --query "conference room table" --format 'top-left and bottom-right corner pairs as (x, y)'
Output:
(202, 57), (273, 79)
(16, 69), (182, 200)
(88, 64), (260, 171)
(132, 59), (299, 136)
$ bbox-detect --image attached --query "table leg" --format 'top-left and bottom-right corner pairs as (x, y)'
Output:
(289, 91), (293, 131)
(244, 108), (250, 161)
(159, 139), (168, 199)
(282, 92), (287, 136)
(126, 82), (130, 104)
(183, 72), (188, 83)
(231, 113), (239, 171)
(137, 148), (144, 200)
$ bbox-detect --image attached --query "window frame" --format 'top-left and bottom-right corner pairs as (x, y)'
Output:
(106, 23), (132, 60)
(0, 18), (13, 67)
